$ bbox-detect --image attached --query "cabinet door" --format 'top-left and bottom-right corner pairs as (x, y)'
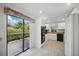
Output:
(57, 34), (63, 42)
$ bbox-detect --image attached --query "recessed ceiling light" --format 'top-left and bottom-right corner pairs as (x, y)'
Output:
(67, 3), (71, 5)
(40, 10), (42, 14)
(62, 18), (65, 20)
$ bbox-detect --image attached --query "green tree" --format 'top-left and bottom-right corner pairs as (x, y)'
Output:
(15, 21), (23, 29)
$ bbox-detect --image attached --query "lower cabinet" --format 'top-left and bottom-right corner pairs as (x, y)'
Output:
(45, 34), (57, 41)
(45, 33), (63, 42)
(57, 34), (63, 42)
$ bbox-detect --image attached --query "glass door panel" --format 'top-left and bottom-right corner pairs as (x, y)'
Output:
(7, 15), (23, 56)
(24, 20), (30, 51)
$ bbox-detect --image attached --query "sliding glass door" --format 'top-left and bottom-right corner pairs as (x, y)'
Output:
(24, 20), (30, 51)
(7, 15), (30, 56)
(7, 15), (23, 56)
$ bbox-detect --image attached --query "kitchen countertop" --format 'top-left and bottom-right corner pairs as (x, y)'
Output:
(47, 32), (64, 34)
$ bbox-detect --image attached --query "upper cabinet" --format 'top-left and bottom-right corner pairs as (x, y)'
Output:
(58, 22), (65, 29)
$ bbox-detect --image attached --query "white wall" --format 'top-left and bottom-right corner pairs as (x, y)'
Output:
(64, 4), (79, 56)
(65, 13), (79, 56)
(65, 15), (73, 56)
(30, 18), (42, 48)
(73, 13), (79, 56)
(66, 5), (79, 56)
(0, 13), (7, 56)
(71, 5), (79, 56)
(34, 19), (42, 48)
(29, 23), (36, 48)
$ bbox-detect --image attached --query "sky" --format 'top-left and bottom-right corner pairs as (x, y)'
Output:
(8, 15), (22, 26)
(8, 15), (30, 26)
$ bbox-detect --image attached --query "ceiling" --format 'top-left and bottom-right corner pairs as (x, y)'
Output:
(0, 3), (78, 24)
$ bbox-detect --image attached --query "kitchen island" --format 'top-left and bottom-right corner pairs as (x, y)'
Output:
(45, 32), (64, 42)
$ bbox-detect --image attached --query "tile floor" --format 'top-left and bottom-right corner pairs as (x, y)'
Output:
(18, 40), (64, 56)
